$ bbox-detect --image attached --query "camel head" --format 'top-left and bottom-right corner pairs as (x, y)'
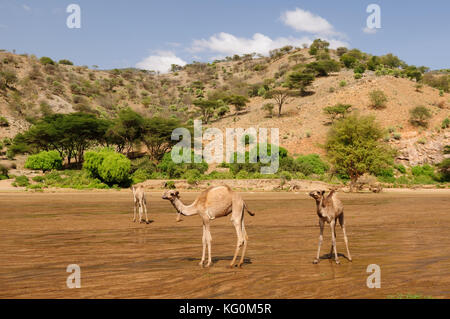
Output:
(162, 189), (180, 201)
(309, 190), (325, 201)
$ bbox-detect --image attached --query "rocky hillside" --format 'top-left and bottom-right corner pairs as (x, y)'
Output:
(0, 46), (449, 166)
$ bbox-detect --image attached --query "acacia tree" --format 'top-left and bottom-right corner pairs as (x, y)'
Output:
(287, 71), (315, 95)
(323, 104), (352, 122)
(224, 95), (249, 114)
(105, 108), (145, 154)
(264, 89), (297, 117)
(193, 99), (220, 123)
(141, 117), (183, 161)
(16, 113), (109, 164)
(325, 115), (395, 191)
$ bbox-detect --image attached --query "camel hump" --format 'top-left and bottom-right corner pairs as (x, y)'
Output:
(327, 189), (336, 199)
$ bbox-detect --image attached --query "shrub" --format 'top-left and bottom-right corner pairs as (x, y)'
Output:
(0, 164), (8, 180)
(164, 181), (176, 189)
(84, 148), (131, 185)
(339, 80), (347, 87)
(279, 171), (292, 181)
(369, 90), (388, 109)
(0, 116), (9, 127)
(58, 59), (73, 65)
(25, 151), (63, 172)
(39, 57), (55, 65)
(441, 117), (450, 129)
(394, 164), (406, 174)
(411, 164), (435, 178)
(409, 106), (432, 127)
(354, 73), (362, 79)
(438, 159), (450, 182)
(32, 175), (45, 183)
(295, 154), (329, 176)
(14, 175), (30, 187)
(184, 169), (202, 184)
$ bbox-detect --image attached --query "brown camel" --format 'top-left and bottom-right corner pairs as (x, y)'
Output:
(162, 185), (255, 268)
(132, 185), (149, 224)
(309, 189), (352, 264)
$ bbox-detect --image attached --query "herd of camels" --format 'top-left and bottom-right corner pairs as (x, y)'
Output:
(131, 184), (352, 267)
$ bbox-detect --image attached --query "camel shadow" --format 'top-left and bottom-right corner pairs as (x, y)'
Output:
(138, 220), (154, 224)
(319, 253), (351, 261)
(184, 256), (253, 265)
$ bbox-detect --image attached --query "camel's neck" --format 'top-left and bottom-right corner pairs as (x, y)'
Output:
(316, 198), (326, 214)
(171, 198), (198, 216)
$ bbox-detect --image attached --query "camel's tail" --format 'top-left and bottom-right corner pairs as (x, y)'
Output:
(244, 202), (255, 216)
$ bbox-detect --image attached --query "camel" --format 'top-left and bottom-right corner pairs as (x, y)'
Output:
(162, 185), (255, 268)
(309, 189), (352, 264)
(132, 185), (149, 224)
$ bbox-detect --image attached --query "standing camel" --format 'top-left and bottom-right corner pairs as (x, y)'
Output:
(132, 185), (149, 224)
(309, 189), (352, 264)
(162, 185), (255, 268)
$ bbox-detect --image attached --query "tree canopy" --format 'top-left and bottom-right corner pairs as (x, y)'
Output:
(325, 114), (395, 190)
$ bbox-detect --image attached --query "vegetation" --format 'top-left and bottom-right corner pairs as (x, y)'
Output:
(25, 150), (63, 172)
(409, 106), (432, 127)
(369, 90), (388, 109)
(323, 104), (352, 122)
(325, 115), (395, 190)
(84, 148), (131, 186)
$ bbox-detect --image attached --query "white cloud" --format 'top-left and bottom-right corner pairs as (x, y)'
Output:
(136, 51), (187, 73)
(22, 4), (31, 11)
(281, 8), (337, 36)
(362, 27), (378, 34)
(190, 32), (348, 57)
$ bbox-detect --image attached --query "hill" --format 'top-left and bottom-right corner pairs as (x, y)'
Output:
(0, 44), (449, 168)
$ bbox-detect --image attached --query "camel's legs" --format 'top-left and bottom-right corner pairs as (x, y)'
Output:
(138, 204), (143, 223)
(205, 223), (212, 267)
(329, 221), (337, 257)
(133, 202), (137, 222)
(330, 219), (340, 264)
(313, 219), (324, 264)
(230, 217), (244, 268)
(199, 224), (206, 267)
(143, 199), (149, 223)
(238, 219), (248, 267)
(339, 213), (352, 261)
(176, 213), (182, 222)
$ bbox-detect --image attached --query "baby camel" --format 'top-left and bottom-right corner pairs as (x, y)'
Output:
(162, 185), (254, 268)
(309, 189), (352, 264)
(132, 185), (149, 224)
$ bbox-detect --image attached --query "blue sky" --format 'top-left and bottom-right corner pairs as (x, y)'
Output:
(0, 0), (448, 72)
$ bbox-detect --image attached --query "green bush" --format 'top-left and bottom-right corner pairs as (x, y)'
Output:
(25, 151), (63, 172)
(394, 164), (406, 174)
(58, 59), (73, 65)
(0, 164), (8, 180)
(441, 117), (450, 129)
(158, 151), (208, 178)
(39, 56), (55, 65)
(279, 171), (292, 181)
(131, 168), (152, 184)
(32, 175), (45, 183)
(411, 164), (437, 184)
(14, 175), (30, 187)
(295, 154), (329, 176)
(184, 169), (202, 184)
(369, 90), (388, 109)
(438, 158), (450, 182)
(409, 106), (432, 127)
(84, 148), (131, 185)
(164, 181), (176, 189)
